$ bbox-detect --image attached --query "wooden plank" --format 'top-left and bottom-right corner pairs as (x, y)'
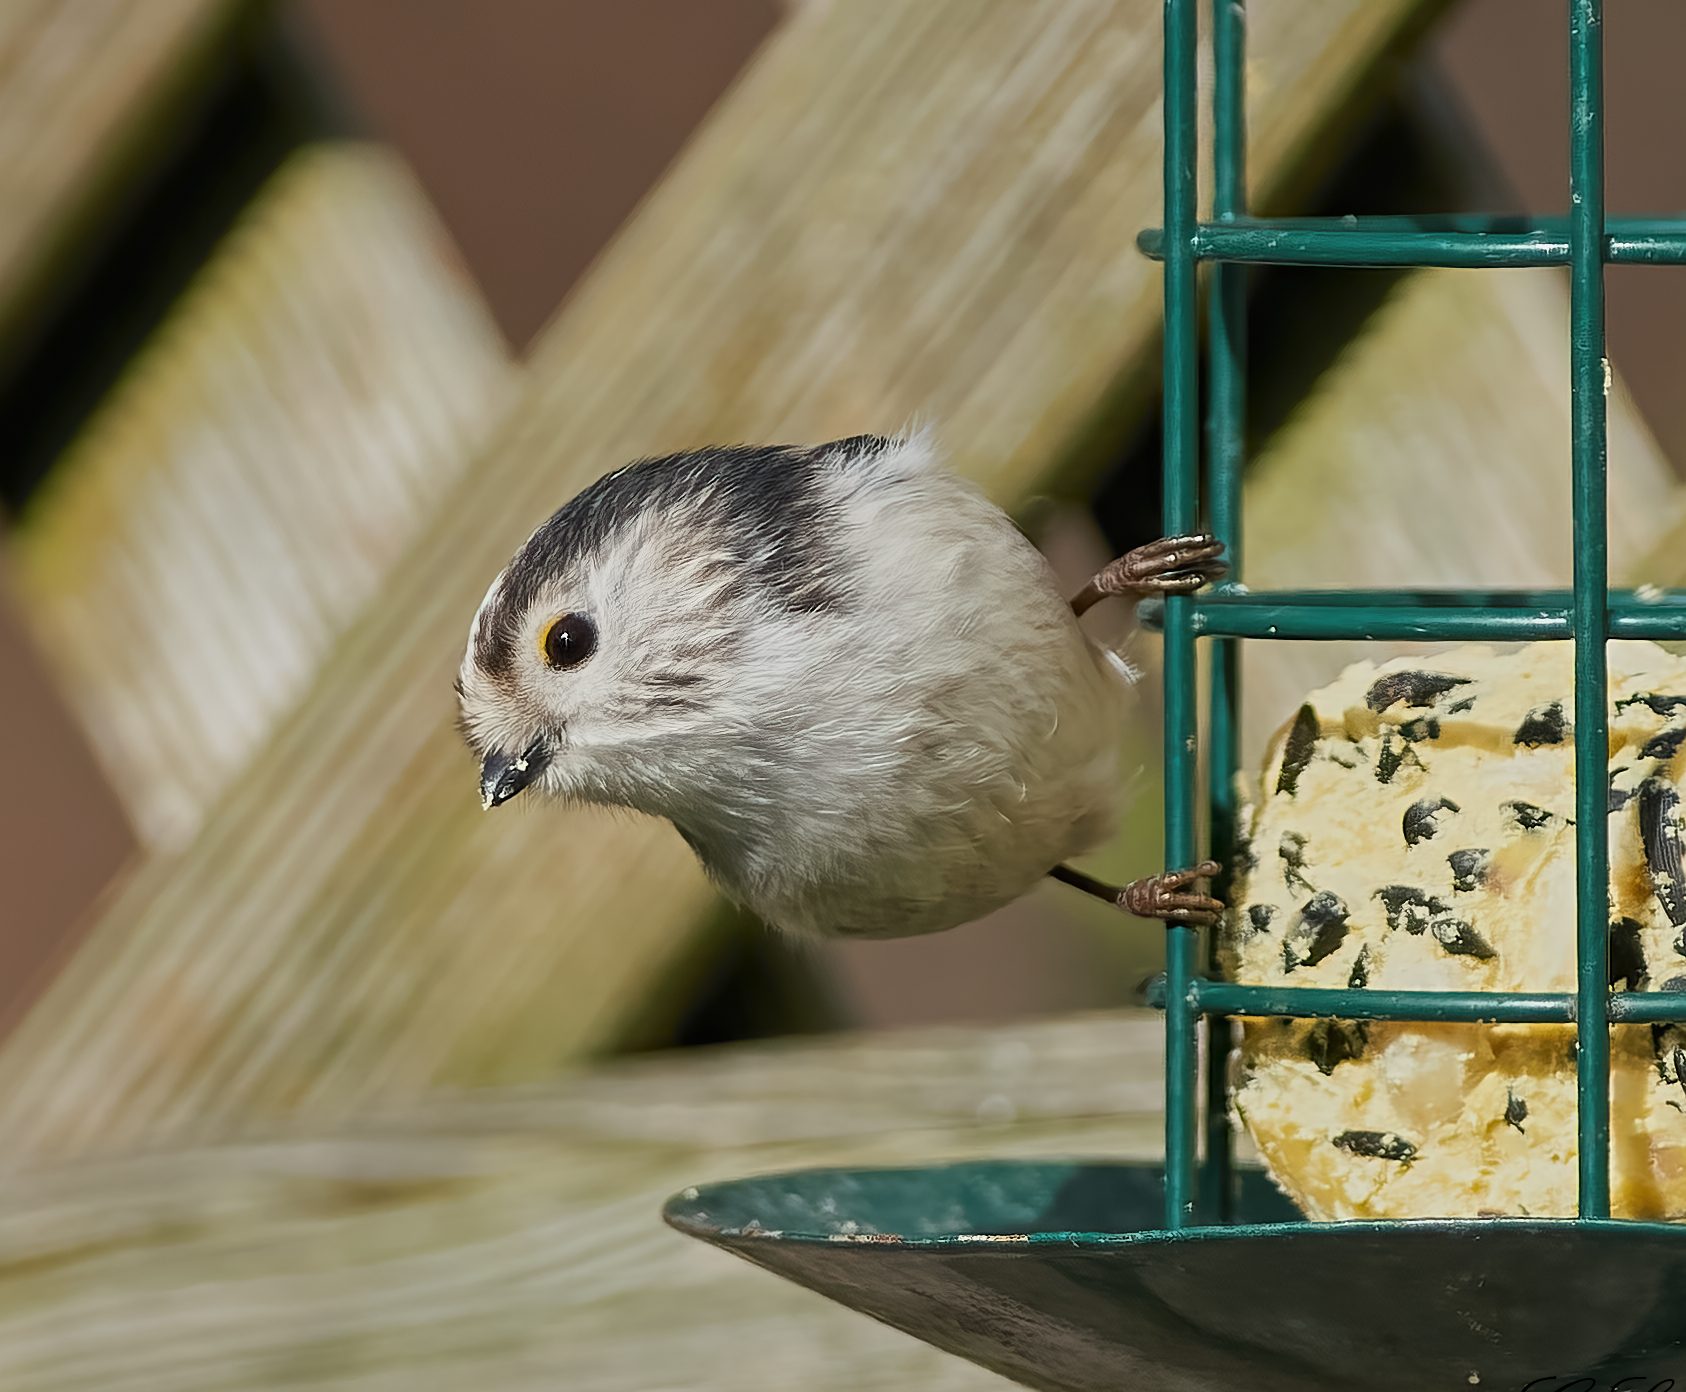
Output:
(0, 0), (252, 370)
(0, 0), (1442, 1167)
(0, 1011), (1177, 1392)
(1240, 266), (1684, 765)
(10, 142), (515, 852)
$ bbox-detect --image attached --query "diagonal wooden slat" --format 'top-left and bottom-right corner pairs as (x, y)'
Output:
(10, 143), (515, 852)
(0, 0), (1445, 1166)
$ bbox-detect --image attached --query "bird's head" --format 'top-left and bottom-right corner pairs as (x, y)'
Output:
(456, 442), (862, 819)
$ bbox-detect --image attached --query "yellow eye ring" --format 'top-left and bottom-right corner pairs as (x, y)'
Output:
(538, 612), (598, 670)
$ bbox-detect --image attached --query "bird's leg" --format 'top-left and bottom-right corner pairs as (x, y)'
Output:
(1070, 535), (1226, 617)
(1050, 860), (1224, 926)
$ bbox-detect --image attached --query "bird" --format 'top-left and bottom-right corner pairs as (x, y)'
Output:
(456, 431), (1225, 939)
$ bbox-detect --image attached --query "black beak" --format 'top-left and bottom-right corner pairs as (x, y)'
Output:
(480, 736), (552, 810)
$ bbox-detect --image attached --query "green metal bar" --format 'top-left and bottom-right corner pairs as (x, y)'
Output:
(1136, 216), (1686, 267)
(1160, 0), (1200, 1232)
(1200, 0), (1246, 1227)
(1569, 0), (1611, 1220)
(1189, 981), (1575, 1025)
(1187, 602), (1565, 642)
(1153, 981), (1686, 1026)
(1153, 214), (1686, 234)
(1268, 215), (1681, 231)
(1137, 589), (1686, 642)
(1170, 587), (1686, 610)
(1608, 609), (1686, 639)
(1608, 994), (1686, 1024)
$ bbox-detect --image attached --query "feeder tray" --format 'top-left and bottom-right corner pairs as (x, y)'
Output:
(667, 1159), (1686, 1391)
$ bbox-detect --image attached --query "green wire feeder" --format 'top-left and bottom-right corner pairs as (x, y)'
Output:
(667, 3), (1686, 1386)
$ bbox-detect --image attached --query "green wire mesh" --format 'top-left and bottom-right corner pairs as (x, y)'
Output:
(1146, 0), (1683, 1230)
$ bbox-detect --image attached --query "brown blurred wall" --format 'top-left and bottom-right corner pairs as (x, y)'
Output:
(293, 0), (783, 350)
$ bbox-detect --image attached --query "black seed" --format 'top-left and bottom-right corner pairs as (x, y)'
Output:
(1246, 903), (1277, 935)
(1282, 892), (1350, 973)
(1431, 917), (1496, 960)
(1503, 800), (1554, 832)
(1365, 671), (1470, 713)
(1609, 917), (1649, 991)
(1333, 1130), (1417, 1162)
(1276, 704), (1320, 797)
(1618, 693), (1686, 717)
(1374, 884), (1448, 935)
(1514, 702), (1567, 746)
(1505, 1090), (1528, 1133)
(1448, 848), (1491, 892)
(1639, 779), (1686, 927)
(1399, 716), (1441, 743)
(1279, 831), (1313, 894)
(1655, 1027), (1686, 1084)
(1662, 976), (1686, 991)
(1306, 1019), (1369, 1076)
(1403, 796), (1460, 847)
(1233, 823), (1259, 876)
(1644, 725), (1686, 761)
(1375, 729), (1422, 785)
(1347, 946), (1371, 990)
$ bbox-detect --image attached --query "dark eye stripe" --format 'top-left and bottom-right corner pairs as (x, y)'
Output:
(542, 613), (597, 670)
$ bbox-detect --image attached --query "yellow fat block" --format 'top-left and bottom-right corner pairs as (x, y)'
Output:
(1226, 640), (1686, 1219)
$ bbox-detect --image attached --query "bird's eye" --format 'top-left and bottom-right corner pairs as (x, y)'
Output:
(540, 613), (597, 670)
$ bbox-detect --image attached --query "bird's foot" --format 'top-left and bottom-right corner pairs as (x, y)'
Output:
(1049, 860), (1224, 926)
(1121, 861), (1225, 926)
(1072, 535), (1226, 615)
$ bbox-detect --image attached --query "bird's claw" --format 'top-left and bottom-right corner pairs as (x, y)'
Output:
(1122, 860), (1224, 926)
(1100, 534), (1228, 597)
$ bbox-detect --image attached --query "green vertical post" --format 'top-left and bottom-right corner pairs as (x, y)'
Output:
(1568, 0), (1611, 1219)
(1201, 0), (1246, 1226)
(1161, 0), (1200, 1230)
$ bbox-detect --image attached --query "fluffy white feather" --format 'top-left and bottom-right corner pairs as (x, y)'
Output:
(458, 433), (1134, 938)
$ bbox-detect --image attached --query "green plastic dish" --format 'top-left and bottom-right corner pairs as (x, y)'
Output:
(665, 1159), (1686, 1391)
